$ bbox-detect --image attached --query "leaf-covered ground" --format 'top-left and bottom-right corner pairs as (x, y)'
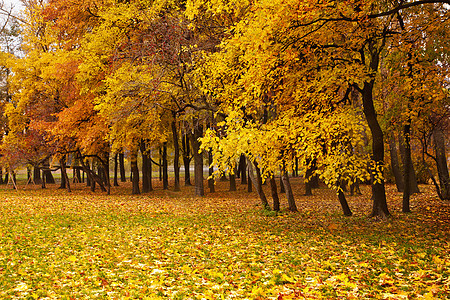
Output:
(0, 180), (449, 299)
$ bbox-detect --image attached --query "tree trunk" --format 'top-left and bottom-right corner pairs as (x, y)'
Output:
(33, 167), (42, 184)
(172, 119), (181, 192)
(159, 147), (162, 182)
(208, 149), (215, 193)
(281, 170), (298, 212)
(113, 153), (119, 186)
(59, 157), (67, 189)
(182, 132), (192, 186)
(304, 159), (313, 196)
(402, 124), (412, 213)
(140, 143), (150, 193)
(60, 156), (72, 192)
(362, 73), (390, 218)
(399, 130), (420, 194)
(350, 178), (361, 196)
(119, 152), (126, 182)
(247, 158), (270, 210)
(239, 154), (247, 184)
(79, 157), (107, 192)
(270, 175), (280, 211)
(131, 149), (140, 195)
(190, 123), (204, 196)
(162, 143), (169, 190)
(389, 134), (404, 192)
(337, 180), (352, 216)
(247, 169), (252, 192)
(229, 167), (237, 191)
(433, 127), (450, 199)
(102, 152), (110, 195)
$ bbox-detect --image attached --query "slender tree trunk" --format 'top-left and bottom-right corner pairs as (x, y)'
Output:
(208, 149), (215, 193)
(0, 168), (3, 184)
(119, 152), (126, 182)
(102, 152), (110, 195)
(350, 178), (361, 196)
(162, 143), (169, 190)
(305, 159), (313, 196)
(79, 157), (107, 192)
(399, 130), (420, 194)
(433, 127), (450, 199)
(247, 158), (270, 210)
(362, 76), (390, 218)
(402, 124), (412, 212)
(113, 153), (119, 186)
(131, 149), (140, 195)
(59, 157), (67, 189)
(190, 123), (204, 196)
(159, 147), (162, 181)
(171, 119), (181, 191)
(270, 175), (280, 211)
(182, 132), (192, 186)
(60, 156), (71, 192)
(389, 134), (404, 192)
(337, 180), (352, 216)
(281, 170), (297, 212)
(239, 154), (247, 184)
(140, 143), (149, 193)
(247, 169), (252, 192)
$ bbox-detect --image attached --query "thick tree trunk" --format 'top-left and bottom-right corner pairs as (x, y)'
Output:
(229, 168), (237, 192)
(119, 152), (126, 182)
(270, 175), (280, 211)
(33, 167), (42, 184)
(247, 158), (270, 210)
(182, 132), (192, 186)
(281, 170), (298, 212)
(59, 157), (67, 189)
(208, 149), (215, 193)
(113, 153), (119, 186)
(162, 143), (169, 190)
(131, 149), (140, 195)
(433, 127), (450, 199)
(389, 134), (404, 192)
(171, 119), (181, 191)
(399, 130), (420, 194)
(190, 123), (204, 196)
(402, 124), (412, 213)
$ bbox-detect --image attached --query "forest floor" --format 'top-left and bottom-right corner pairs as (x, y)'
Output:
(0, 179), (449, 299)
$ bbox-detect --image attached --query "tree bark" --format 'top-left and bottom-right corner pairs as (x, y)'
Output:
(60, 156), (71, 192)
(304, 159), (313, 196)
(389, 134), (404, 192)
(140, 143), (152, 193)
(362, 70), (390, 218)
(119, 152), (126, 182)
(402, 124), (412, 213)
(162, 143), (169, 190)
(33, 167), (42, 184)
(247, 169), (252, 192)
(270, 175), (280, 211)
(433, 127), (450, 199)
(281, 170), (298, 212)
(229, 167), (237, 191)
(182, 132), (192, 186)
(190, 123), (204, 196)
(247, 158), (270, 210)
(131, 149), (140, 195)
(59, 157), (67, 189)
(399, 130), (420, 194)
(208, 149), (215, 193)
(113, 153), (119, 186)
(171, 119), (181, 191)
(239, 154), (247, 184)
(337, 180), (352, 216)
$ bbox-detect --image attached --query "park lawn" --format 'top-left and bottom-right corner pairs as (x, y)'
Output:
(0, 181), (448, 299)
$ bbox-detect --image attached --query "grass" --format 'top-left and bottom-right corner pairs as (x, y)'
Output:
(0, 179), (449, 299)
